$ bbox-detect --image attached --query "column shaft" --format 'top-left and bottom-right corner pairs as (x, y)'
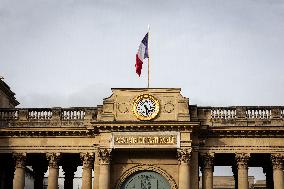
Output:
(179, 163), (190, 189)
(238, 167), (249, 189)
(201, 153), (214, 189)
(235, 153), (250, 189)
(98, 148), (112, 189)
(271, 154), (284, 189)
(47, 168), (59, 189)
(46, 153), (61, 189)
(12, 153), (26, 189)
(93, 150), (100, 189)
(177, 148), (191, 189)
(13, 168), (25, 189)
(202, 168), (213, 189)
(81, 153), (94, 189)
(99, 164), (110, 189)
(273, 169), (284, 189)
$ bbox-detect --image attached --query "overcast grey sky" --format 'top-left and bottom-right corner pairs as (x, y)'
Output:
(1, 0), (284, 108)
(1, 0), (283, 180)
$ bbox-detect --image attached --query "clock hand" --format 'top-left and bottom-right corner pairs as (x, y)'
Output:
(144, 105), (149, 115)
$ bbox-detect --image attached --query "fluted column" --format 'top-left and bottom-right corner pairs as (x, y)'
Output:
(271, 154), (284, 189)
(93, 148), (100, 189)
(12, 153), (26, 189)
(81, 153), (94, 189)
(33, 163), (48, 189)
(98, 148), (112, 189)
(46, 153), (61, 189)
(62, 163), (77, 189)
(235, 153), (250, 189)
(177, 148), (191, 189)
(201, 153), (214, 189)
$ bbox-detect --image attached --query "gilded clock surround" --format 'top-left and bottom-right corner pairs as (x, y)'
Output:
(132, 94), (160, 120)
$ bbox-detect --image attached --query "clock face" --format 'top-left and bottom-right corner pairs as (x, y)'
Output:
(132, 94), (160, 120)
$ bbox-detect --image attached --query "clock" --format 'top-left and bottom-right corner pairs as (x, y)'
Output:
(132, 94), (160, 120)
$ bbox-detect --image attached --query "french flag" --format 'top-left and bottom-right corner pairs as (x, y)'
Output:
(135, 33), (149, 77)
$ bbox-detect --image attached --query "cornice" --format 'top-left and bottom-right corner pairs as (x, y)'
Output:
(91, 121), (200, 132)
(207, 126), (284, 138)
(0, 127), (95, 137)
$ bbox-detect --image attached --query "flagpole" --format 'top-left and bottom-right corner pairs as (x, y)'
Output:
(147, 24), (150, 88)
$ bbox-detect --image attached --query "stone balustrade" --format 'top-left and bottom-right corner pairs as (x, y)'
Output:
(0, 107), (97, 127)
(0, 106), (284, 127)
(196, 106), (284, 126)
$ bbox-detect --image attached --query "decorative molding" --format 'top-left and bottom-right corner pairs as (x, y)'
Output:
(80, 152), (94, 169)
(235, 153), (250, 170)
(177, 148), (191, 164)
(118, 103), (129, 113)
(13, 153), (26, 168)
(115, 164), (178, 189)
(199, 146), (284, 153)
(271, 153), (284, 170)
(0, 129), (95, 137)
(98, 148), (112, 164)
(46, 153), (61, 168)
(208, 128), (284, 138)
(163, 102), (175, 113)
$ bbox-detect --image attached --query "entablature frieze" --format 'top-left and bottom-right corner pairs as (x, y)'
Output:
(205, 126), (284, 138)
(0, 127), (96, 137)
(198, 146), (284, 154)
(91, 121), (199, 132)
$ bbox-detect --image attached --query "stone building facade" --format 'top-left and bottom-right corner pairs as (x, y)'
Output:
(0, 84), (283, 189)
(0, 79), (19, 108)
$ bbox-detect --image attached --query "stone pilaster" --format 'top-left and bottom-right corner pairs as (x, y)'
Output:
(12, 153), (26, 189)
(271, 154), (284, 189)
(81, 153), (94, 189)
(62, 163), (77, 189)
(98, 148), (112, 189)
(200, 153), (214, 189)
(33, 163), (48, 189)
(46, 153), (61, 189)
(177, 148), (191, 189)
(235, 153), (250, 189)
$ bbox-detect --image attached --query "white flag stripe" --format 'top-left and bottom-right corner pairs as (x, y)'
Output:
(137, 43), (147, 61)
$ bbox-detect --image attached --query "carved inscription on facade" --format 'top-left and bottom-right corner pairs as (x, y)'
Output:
(112, 132), (180, 148)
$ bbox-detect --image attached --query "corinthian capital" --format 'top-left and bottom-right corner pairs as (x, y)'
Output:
(271, 153), (284, 170)
(46, 153), (61, 168)
(13, 153), (27, 168)
(200, 152), (214, 171)
(80, 152), (94, 169)
(177, 148), (191, 164)
(99, 148), (112, 164)
(235, 153), (250, 169)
